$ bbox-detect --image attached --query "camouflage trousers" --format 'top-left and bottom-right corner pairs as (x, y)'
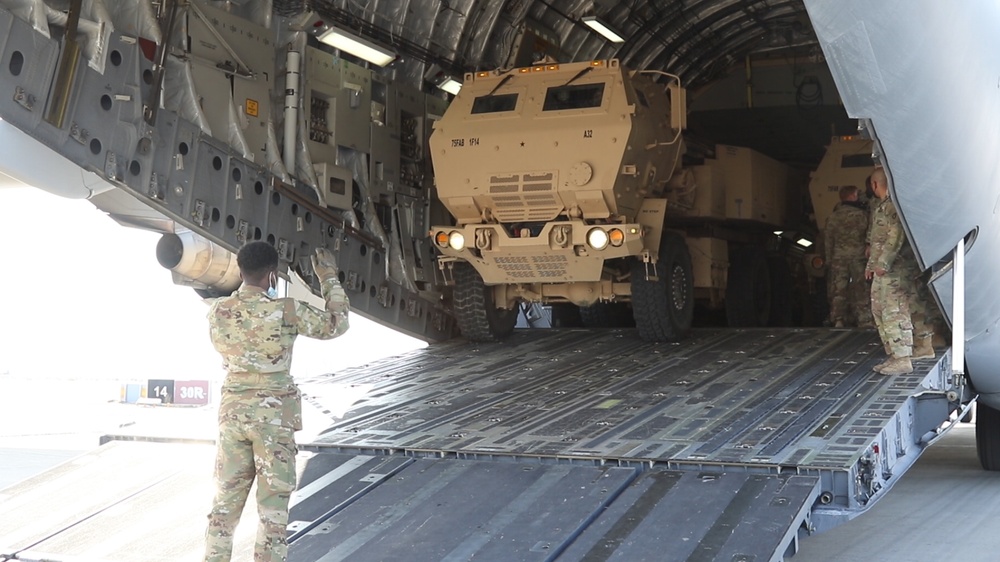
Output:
(828, 258), (872, 327)
(204, 419), (297, 562)
(871, 271), (914, 357)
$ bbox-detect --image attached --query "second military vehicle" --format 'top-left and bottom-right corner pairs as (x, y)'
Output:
(430, 59), (797, 342)
(800, 135), (877, 320)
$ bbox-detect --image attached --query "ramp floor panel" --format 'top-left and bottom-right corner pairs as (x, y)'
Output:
(289, 457), (639, 562)
(302, 328), (946, 470)
(559, 470), (820, 562)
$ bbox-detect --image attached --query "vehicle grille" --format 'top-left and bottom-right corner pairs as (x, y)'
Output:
(493, 254), (569, 279)
(488, 172), (561, 222)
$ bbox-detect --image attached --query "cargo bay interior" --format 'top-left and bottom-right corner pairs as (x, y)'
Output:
(0, 1), (987, 561)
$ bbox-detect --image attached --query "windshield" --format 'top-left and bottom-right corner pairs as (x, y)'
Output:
(471, 93), (519, 114)
(542, 83), (605, 111)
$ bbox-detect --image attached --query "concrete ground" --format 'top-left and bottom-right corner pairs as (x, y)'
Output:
(795, 424), (1000, 562)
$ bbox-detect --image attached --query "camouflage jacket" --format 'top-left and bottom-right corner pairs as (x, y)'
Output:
(824, 201), (868, 262)
(208, 277), (350, 429)
(867, 198), (917, 274)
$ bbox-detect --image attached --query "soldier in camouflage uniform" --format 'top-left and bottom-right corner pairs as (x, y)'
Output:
(865, 168), (934, 375)
(824, 185), (871, 328)
(204, 241), (350, 562)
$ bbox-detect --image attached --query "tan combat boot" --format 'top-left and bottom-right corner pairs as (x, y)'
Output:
(877, 356), (913, 375)
(912, 336), (935, 360)
(873, 343), (893, 372)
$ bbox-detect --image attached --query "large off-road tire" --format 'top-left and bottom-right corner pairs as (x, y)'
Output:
(725, 246), (771, 327)
(452, 262), (518, 342)
(976, 403), (1000, 470)
(630, 232), (694, 342)
(766, 256), (794, 327)
(579, 302), (635, 328)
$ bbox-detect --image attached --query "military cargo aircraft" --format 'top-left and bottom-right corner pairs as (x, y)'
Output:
(0, 1), (994, 559)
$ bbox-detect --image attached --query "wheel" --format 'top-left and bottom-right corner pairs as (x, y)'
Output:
(452, 262), (518, 342)
(630, 232), (694, 342)
(766, 256), (794, 327)
(976, 403), (1000, 470)
(579, 302), (635, 328)
(725, 246), (771, 327)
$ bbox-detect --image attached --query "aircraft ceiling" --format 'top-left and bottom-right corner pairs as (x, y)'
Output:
(275, 0), (838, 165)
(286, 0), (818, 92)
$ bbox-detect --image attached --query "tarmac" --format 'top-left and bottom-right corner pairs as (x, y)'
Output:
(796, 422), (1000, 562)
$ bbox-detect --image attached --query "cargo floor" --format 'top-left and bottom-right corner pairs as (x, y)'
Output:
(301, 327), (943, 472)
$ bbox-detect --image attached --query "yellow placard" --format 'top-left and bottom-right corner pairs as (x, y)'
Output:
(246, 99), (259, 117)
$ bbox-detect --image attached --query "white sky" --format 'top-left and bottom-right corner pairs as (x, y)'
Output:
(0, 185), (425, 383)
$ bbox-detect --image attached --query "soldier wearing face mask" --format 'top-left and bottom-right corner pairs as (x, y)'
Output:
(203, 241), (349, 562)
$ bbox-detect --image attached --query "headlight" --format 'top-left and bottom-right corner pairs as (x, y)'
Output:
(608, 228), (625, 247)
(448, 231), (466, 251)
(434, 231), (450, 247)
(587, 228), (609, 250)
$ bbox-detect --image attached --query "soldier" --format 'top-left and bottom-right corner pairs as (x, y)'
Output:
(824, 185), (871, 327)
(204, 241), (350, 562)
(865, 168), (934, 375)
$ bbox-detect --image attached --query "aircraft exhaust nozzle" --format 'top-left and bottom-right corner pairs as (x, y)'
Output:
(156, 231), (241, 292)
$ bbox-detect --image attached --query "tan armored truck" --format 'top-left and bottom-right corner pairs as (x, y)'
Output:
(429, 59), (795, 342)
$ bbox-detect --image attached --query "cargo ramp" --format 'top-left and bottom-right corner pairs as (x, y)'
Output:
(0, 328), (958, 561)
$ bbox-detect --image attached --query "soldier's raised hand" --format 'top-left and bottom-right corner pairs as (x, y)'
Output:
(312, 247), (339, 281)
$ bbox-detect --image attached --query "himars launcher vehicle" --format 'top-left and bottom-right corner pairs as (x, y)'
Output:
(431, 59), (801, 342)
(430, 60), (696, 342)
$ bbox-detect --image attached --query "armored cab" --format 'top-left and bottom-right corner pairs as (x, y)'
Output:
(430, 59), (692, 342)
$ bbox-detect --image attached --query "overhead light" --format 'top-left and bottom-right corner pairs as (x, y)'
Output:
(582, 15), (625, 44)
(317, 27), (395, 67)
(439, 78), (462, 95)
(773, 230), (783, 236)
(424, 64), (462, 95)
(796, 238), (813, 248)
